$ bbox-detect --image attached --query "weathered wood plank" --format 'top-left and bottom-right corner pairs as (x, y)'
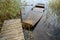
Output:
(0, 19), (25, 40)
(23, 11), (43, 26)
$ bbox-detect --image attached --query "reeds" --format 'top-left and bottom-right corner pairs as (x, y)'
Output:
(0, 0), (20, 27)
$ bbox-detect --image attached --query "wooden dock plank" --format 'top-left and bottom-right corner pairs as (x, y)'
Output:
(0, 19), (25, 40)
(23, 11), (43, 26)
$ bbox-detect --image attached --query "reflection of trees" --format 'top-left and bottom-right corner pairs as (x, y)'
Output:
(46, 0), (60, 40)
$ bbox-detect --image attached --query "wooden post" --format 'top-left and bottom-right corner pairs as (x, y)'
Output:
(20, 10), (22, 23)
